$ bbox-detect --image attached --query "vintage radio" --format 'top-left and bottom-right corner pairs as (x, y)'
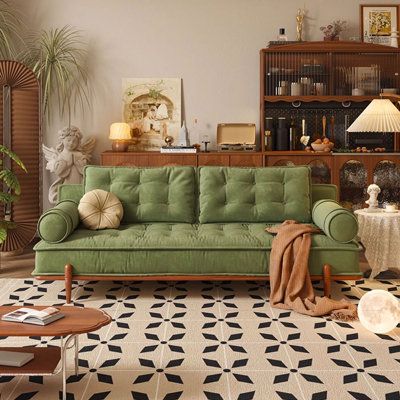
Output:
(217, 123), (257, 152)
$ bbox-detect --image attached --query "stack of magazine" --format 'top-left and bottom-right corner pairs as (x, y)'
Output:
(1, 307), (64, 326)
(160, 146), (197, 153)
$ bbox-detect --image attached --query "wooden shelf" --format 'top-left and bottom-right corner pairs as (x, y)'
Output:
(264, 95), (382, 103)
(0, 346), (61, 375)
(264, 151), (332, 156)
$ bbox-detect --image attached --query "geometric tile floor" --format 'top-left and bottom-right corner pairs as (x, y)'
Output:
(0, 278), (399, 400)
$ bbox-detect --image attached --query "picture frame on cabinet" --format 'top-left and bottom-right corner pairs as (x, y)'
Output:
(360, 4), (399, 45)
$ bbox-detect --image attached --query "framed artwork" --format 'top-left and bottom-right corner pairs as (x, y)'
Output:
(360, 4), (399, 45)
(122, 78), (182, 151)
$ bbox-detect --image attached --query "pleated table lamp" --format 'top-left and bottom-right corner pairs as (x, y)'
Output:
(347, 99), (400, 133)
(109, 122), (131, 152)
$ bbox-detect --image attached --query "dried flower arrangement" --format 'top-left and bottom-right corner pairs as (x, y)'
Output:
(320, 20), (347, 40)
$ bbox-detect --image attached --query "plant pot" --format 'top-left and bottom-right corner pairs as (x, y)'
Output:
(324, 36), (339, 41)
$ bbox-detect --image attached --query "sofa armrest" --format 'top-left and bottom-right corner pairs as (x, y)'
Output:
(312, 199), (358, 243)
(37, 200), (80, 243)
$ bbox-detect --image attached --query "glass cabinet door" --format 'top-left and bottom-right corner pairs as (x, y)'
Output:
(308, 159), (331, 184)
(339, 160), (367, 210)
(373, 160), (400, 206)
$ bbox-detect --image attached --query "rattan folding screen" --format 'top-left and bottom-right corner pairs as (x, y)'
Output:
(0, 61), (40, 252)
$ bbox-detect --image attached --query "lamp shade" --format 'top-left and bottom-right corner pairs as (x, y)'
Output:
(109, 122), (131, 140)
(347, 99), (400, 132)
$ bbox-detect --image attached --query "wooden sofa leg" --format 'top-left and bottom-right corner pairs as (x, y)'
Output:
(323, 264), (332, 298)
(65, 264), (73, 304)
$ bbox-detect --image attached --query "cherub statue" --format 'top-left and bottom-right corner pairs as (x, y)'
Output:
(43, 126), (96, 204)
(365, 183), (381, 211)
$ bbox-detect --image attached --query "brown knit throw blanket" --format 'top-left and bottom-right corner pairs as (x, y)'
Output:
(267, 220), (358, 321)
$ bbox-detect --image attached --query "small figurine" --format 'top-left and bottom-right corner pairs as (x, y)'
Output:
(365, 183), (381, 212)
(43, 126), (96, 204)
(296, 8), (306, 41)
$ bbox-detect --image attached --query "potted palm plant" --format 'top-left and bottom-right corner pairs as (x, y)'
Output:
(0, 145), (26, 245)
(0, 0), (24, 59)
(27, 25), (90, 123)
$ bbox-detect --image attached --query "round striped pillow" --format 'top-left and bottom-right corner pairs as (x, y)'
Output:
(78, 189), (123, 230)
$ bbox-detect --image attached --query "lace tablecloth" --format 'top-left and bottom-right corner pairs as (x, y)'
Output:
(355, 209), (400, 279)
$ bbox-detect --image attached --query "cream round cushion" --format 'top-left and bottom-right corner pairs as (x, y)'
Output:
(78, 189), (123, 230)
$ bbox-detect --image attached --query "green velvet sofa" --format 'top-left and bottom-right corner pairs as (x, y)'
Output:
(33, 165), (361, 303)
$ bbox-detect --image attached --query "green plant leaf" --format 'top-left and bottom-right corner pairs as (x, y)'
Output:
(0, 192), (18, 203)
(0, 168), (20, 194)
(0, 0), (26, 60)
(0, 220), (16, 244)
(0, 226), (7, 244)
(0, 145), (27, 172)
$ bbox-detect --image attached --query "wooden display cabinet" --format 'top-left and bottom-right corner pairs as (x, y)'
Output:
(260, 41), (400, 152)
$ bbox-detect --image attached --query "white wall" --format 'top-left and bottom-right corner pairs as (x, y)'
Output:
(14, 0), (394, 209)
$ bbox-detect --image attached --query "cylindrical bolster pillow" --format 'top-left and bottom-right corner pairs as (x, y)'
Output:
(312, 199), (358, 243)
(38, 200), (79, 243)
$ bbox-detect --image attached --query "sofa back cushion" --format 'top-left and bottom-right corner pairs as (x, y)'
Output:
(198, 166), (312, 223)
(84, 166), (196, 223)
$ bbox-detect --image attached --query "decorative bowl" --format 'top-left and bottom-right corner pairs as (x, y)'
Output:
(311, 142), (334, 152)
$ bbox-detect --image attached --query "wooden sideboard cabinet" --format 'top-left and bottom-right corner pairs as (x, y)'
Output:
(101, 151), (263, 168)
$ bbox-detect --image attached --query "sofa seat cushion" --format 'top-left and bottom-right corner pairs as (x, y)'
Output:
(199, 166), (312, 223)
(34, 223), (360, 277)
(83, 166), (196, 223)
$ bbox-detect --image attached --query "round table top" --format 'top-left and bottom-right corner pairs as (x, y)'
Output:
(355, 209), (400, 218)
(0, 306), (111, 337)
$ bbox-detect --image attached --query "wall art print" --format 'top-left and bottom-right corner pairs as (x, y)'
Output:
(122, 78), (182, 151)
(360, 4), (399, 45)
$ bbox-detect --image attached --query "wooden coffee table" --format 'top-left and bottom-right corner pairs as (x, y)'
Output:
(0, 306), (111, 400)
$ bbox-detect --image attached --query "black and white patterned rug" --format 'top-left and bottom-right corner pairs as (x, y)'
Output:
(0, 278), (399, 400)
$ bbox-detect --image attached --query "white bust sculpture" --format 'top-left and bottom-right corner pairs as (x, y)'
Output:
(43, 126), (96, 204)
(365, 183), (381, 212)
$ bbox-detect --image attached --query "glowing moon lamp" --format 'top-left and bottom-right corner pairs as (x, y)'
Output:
(358, 290), (400, 334)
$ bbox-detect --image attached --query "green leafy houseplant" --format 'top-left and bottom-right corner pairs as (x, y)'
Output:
(0, 145), (27, 244)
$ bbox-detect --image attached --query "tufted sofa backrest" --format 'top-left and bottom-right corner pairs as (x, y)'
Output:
(83, 165), (312, 224)
(83, 166), (196, 223)
(198, 166), (312, 223)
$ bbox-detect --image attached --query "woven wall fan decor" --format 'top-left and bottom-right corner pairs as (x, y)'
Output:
(0, 61), (40, 253)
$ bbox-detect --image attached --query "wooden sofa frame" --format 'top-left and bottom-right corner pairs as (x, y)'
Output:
(34, 264), (362, 304)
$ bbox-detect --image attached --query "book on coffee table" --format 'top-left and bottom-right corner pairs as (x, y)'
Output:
(0, 350), (34, 367)
(1, 307), (64, 326)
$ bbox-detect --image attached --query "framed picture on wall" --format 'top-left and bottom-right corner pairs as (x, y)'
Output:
(360, 4), (399, 45)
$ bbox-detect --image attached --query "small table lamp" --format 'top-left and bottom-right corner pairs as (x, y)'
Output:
(109, 122), (131, 152)
(347, 98), (400, 133)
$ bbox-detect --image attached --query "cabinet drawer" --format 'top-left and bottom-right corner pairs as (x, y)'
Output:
(101, 153), (149, 166)
(198, 154), (230, 166)
(229, 154), (263, 167)
(150, 154), (197, 166)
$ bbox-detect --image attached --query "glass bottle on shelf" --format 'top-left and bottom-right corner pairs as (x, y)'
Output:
(276, 117), (289, 151)
(289, 117), (299, 151)
(277, 28), (288, 41)
(264, 117), (275, 151)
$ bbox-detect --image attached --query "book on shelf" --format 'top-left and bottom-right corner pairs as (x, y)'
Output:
(0, 351), (34, 367)
(160, 146), (197, 153)
(1, 307), (64, 326)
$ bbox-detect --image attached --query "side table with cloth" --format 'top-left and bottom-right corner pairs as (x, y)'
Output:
(354, 209), (400, 278)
